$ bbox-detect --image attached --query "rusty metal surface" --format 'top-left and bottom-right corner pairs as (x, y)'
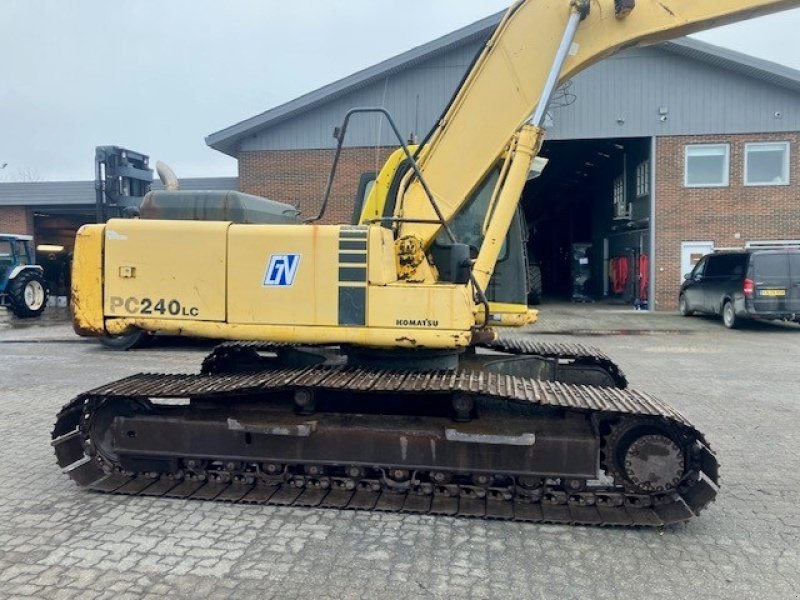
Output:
(481, 336), (629, 388)
(52, 356), (716, 527)
(82, 367), (681, 426)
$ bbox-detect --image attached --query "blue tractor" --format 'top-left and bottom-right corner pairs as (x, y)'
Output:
(0, 234), (48, 318)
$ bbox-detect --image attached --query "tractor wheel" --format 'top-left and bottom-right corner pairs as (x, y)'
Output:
(99, 330), (152, 351)
(8, 269), (48, 318)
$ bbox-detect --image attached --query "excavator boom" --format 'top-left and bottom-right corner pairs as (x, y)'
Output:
(399, 0), (799, 249)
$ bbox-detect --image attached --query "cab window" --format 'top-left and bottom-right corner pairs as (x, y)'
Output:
(0, 240), (13, 269)
(14, 241), (30, 265)
(690, 257), (707, 279)
(434, 168), (507, 260)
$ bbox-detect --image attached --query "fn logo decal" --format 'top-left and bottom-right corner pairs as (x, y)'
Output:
(263, 254), (301, 287)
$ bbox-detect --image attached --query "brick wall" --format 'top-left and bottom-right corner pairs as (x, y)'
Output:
(0, 206), (33, 236)
(239, 147), (394, 225)
(655, 132), (800, 311)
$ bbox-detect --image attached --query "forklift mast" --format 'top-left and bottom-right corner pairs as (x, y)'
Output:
(94, 146), (153, 222)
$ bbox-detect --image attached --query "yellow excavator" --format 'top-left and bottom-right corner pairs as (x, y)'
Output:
(54, 0), (798, 526)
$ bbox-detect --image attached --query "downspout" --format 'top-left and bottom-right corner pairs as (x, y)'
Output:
(649, 136), (657, 312)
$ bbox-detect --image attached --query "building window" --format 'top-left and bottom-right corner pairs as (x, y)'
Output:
(685, 144), (729, 187)
(745, 142), (790, 186)
(635, 160), (649, 197)
(613, 175), (628, 219)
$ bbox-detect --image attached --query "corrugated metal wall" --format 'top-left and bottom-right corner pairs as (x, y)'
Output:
(241, 44), (800, 152)
(240, 42), (484, 151)
(549, 47), (800, 139)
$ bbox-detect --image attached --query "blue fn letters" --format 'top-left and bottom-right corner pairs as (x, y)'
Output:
(263, 254), (301, 287)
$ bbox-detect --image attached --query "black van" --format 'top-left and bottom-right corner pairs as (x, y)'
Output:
(679, 249), (800, 328)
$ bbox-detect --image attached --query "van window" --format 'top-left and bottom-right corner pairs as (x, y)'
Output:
(691, 257), (707, 279)
(788, 254), (800, 278)
(752, 253), (789, 278)
(705, 254), (745, 277)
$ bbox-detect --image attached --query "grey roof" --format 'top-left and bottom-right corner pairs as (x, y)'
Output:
(660, 37), (800, 94)
(0, 177), (239, 207)
(0, 181), (95, 207)
(206, 12), (800, 158)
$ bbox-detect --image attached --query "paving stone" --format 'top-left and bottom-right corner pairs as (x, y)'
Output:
(0, 309), (799, 598)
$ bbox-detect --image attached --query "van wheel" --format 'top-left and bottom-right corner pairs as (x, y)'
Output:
(678, 295), (693, 317)
(722, 301), (738, 329)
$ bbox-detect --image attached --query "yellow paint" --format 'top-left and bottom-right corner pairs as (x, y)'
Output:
(104, 318), (473, 349)
(367, 284), (474, 332)
(70, 225), (105, 335)
(368, 227), (398, 285)
(227, 223), (341, 326)
(103, 219), (229, 322)
(93, 220), (477, 348)
(357, 146), (418, 225)
(472, 126), (540, 292)
(474, 302), (538, 327)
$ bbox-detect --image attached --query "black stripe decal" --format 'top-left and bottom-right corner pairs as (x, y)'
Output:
(338, 287), (366, 326)
(340, 231), (368, 239)
(339, 240), (368, 251)
(339, 267), (367, 282)
(339, 254), (367, 264)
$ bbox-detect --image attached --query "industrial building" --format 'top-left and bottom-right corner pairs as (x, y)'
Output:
(207, 12), (800, 311)
(3, 12), (799, 310)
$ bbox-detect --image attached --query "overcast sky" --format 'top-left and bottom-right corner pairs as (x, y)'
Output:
(2, 1), (800, 182)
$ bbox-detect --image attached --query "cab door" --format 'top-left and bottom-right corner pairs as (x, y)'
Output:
(683, 256), (707, 313)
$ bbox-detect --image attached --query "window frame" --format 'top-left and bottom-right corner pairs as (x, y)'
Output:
(744, 141), (790, 187)
(612, 174), (628, 220)
(635, 160), (649, 197)
(684, 143), (730, 188)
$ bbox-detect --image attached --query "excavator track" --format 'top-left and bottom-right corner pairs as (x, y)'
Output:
(53, 362), (718, 527)
(200, 338), (628, 389)
(480, 337), (628, 389)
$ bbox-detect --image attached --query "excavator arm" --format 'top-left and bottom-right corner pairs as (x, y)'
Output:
(395, 0), (798, 290)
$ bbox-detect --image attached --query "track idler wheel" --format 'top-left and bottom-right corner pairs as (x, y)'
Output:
(608, 421), (688, 494)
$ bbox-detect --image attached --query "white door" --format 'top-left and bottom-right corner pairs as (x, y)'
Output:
(680, 241), (714, 282)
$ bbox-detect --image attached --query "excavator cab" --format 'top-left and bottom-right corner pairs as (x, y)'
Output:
(354, 146), (537, 327)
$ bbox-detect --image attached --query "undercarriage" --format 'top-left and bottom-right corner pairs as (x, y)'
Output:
(52, 338), (718, 526)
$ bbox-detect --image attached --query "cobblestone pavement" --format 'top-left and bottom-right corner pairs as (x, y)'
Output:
(1, 317), (799, 599)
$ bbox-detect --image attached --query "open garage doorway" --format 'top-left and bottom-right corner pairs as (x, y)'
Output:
(521, 137), (652, 308)
(33, 207), (95, 299)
